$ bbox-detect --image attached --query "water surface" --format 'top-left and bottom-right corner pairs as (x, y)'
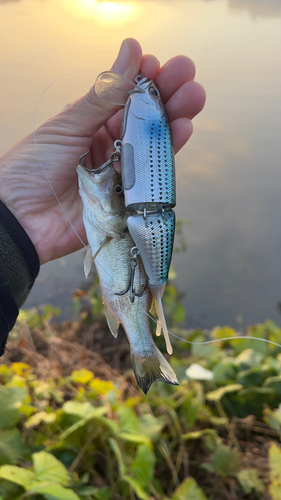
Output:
(1, 0), (281, 328)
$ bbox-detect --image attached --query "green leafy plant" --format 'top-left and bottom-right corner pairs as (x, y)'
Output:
(3, 295), (281, 499)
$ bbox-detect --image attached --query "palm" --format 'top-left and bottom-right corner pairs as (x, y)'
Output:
(0, 40), (205, 265)
(16, 121), (117, 264)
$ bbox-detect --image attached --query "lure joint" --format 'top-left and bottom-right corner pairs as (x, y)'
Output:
(115, 246), (148, 303)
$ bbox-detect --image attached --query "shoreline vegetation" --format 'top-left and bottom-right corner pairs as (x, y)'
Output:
(1, 282), (281, 500)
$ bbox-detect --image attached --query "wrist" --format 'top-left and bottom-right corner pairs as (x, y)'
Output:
(0, 200), (40, 309)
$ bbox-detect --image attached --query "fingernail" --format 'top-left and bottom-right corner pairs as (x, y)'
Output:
(113, 40), (130, 75)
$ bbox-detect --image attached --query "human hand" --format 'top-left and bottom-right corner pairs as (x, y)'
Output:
(0, 38), (206, 265)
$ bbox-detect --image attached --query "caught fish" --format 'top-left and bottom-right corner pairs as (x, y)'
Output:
(95, 72), (176, 356)
(77, 163), (178, 394)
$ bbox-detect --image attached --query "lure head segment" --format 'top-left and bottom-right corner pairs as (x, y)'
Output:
(121, 91), (175, 211)
(125, 76), (165, 121)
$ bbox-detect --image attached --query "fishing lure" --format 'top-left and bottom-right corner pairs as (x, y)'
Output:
(95, 72), (176, 355)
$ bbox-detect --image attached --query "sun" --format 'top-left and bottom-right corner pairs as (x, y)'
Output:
(65, 0), (142, 25)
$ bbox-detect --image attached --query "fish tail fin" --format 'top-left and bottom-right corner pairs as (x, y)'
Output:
(131, 346), (178, 394)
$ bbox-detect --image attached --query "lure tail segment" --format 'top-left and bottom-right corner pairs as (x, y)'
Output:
(131, 346), (178, 394)
(127, 212), (175, 355)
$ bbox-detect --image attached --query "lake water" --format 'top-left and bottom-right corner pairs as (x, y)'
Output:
(1, 0), (281, 329)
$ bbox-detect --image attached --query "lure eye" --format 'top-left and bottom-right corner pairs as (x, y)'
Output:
(149, 86), (159, 98)
(114, 184), (123, 195)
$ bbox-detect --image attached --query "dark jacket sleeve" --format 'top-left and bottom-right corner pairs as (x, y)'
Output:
(0, 200), (40, 355)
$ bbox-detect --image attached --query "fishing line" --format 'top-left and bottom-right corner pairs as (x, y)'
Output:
(33, 72), (96, 255)
(33, 75), (281, 352)
(146, 311), (281, 349)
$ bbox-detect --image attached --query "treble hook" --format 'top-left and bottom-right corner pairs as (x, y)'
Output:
(79, 140), (123, 174)
(115, 247), (147, 303)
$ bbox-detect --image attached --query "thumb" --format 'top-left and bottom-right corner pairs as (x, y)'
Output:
(58, 38), (143, 137)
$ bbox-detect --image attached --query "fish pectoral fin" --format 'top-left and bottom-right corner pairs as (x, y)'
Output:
(104, 303), (120, 338)
(84, 247), (92, 279)
(92, 236), (112, 261)
(84, 237), (112, 279)
(131, 345), (179, 395)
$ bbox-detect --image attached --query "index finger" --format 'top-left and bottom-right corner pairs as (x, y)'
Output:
(156, 55), (196, 103)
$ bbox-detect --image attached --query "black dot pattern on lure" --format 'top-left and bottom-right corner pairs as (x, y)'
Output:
(148, 117), (175, 207)
(163, 120), (169, 202)
(150, 123), (155, 203)
(157, 123), (163, 202)
(148, 212), (175, 282)
(150, 219), (156, 249)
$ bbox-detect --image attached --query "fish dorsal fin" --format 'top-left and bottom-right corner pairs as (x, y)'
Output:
(104, 303), (120, 338)
(84, 247), (92, 279)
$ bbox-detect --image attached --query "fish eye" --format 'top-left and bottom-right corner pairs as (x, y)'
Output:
(149, 86), (159, 98)
(114, 183), (123, 195)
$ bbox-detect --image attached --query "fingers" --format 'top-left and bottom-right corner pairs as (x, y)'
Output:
(170, 118), (193, 154)
(53, 42), (205, 159)
(63, 103), (72, 111)
(111, 38), (142, 81)
(52, 38), (143, 137)
(140, 54), (160, 80)
(165, 80), (206, 121)
(156, 55), (196, 103)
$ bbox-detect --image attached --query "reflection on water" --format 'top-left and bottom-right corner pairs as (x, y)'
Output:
(62, 0), (142, 24)
(0, 0), (21, 3)
(1, 0), (281, 18)
(228, 0), (281, 18)
(1, 0), (281, 328)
